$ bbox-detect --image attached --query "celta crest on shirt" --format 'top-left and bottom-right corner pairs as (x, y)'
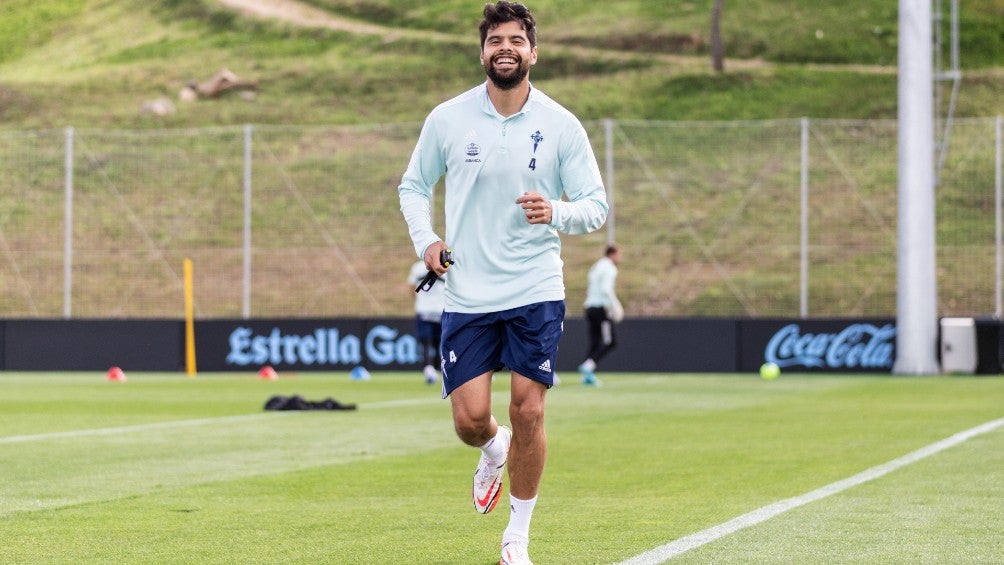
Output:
(464, 129), (482, 163)
(529, 129), (544, 170)
(530, 130), (543, 150)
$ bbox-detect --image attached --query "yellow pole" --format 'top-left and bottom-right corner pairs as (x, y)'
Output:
(183, 258), (197, 377)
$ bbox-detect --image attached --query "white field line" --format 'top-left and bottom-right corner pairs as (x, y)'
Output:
(618, 416), (1004, 565)
(0, 397), (441, 444)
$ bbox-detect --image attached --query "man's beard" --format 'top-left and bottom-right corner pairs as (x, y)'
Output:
(484, 56), (530, 90)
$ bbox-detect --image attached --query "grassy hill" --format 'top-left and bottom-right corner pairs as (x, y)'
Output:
(0, 0), (1001, 129)
(0, 0), (1002, 319)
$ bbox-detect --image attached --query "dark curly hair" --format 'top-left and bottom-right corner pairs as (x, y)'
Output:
(479, 1), (536, 48)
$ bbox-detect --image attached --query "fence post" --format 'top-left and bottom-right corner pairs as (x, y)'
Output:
(63, 126), (74, 319)
(243, 124), (253, 319)
(996, 115), (1002, 318)
(604, 118), (616, 244)
(800, 117), (809, 318)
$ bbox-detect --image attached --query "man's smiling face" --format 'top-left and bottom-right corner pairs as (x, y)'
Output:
(481, 20), (537, 90)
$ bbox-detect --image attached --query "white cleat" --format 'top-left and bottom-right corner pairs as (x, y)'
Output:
(472, 426), (511, 514)
(423, 364), (438, 385)
(500, 538), (533, 565)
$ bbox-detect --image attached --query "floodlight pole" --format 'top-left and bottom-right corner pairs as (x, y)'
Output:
(893, 0), (940, 375)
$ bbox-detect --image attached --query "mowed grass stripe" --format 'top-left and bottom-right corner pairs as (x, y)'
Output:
(0, 396), (443, 444)
(671, 423), (1004, 564)
(1, 373), (1003, 563)
(619, 416), (1004, 564)
(0, 374), (457, 515)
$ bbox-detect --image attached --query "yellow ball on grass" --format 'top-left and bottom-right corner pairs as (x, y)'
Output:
(760, 362), (780, 380)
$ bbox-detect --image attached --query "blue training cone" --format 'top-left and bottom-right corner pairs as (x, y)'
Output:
(349, 366), (371, 381)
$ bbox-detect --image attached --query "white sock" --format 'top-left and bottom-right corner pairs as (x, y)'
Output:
(502, 494), (537, 544)
(581, 359), (596, 372)
(479, 426), (508, 464)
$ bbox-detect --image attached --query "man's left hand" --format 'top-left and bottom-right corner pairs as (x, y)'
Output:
(517, 192), (552, 225)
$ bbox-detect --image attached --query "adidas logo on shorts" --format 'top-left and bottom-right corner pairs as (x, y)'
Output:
(538, 359), (552, 373)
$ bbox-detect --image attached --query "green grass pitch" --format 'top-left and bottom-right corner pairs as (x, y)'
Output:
(1, 371), (1002, 563)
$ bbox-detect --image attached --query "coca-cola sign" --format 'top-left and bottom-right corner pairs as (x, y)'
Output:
(765, 323), (896, 369)
(740, 319), (897, 373)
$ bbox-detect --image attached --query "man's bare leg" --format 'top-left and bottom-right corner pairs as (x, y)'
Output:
(507, 373), (547, 498)
(450, 371), (496, 446)
(455, 372), (513, 514)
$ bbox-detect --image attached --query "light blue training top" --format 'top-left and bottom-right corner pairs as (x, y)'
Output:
(399, 82), (608, 313)
(584, 256), (619, 309)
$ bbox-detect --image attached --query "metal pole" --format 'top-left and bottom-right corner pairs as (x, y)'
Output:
(893, 0), (940, 374)
(934, 0), (961, 186)
(63, 126), (74, 319)
(800, 117), (809, 318)
(950, 0), (959, 71)
(996, 115), (1002, 319)
(243, 124), (252, 319)
(933, 0), (943, 148)
(604, 118), (616, 244)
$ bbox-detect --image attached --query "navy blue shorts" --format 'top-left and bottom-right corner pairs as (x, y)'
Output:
(439, 300), (565, 397)
(415, 318), (442, 342)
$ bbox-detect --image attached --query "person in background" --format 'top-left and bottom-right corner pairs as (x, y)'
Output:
(408, 260), (445, 384)
(578, 244), (623, 386)
(397, 3), (608, 563)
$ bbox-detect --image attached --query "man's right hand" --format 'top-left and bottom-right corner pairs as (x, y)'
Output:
(424, 241), (450, 275)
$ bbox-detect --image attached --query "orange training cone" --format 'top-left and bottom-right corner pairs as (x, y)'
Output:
(107, 366), (127, 382)
(258, 366), (278, 380)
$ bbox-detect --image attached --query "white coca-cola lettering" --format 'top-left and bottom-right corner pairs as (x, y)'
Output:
(764, 323), (895, 369)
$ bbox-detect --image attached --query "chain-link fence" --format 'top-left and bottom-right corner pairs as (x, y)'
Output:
(1, 117), (1000, 319)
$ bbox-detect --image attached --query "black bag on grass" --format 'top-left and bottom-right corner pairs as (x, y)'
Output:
(263, 395), (356, 411)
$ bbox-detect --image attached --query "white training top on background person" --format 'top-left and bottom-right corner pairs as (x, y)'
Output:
(409, 260), (445, 322)
(584, 255), (619, 310)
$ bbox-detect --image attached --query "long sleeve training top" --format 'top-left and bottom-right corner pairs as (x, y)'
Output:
(399, 82), (608, 313)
